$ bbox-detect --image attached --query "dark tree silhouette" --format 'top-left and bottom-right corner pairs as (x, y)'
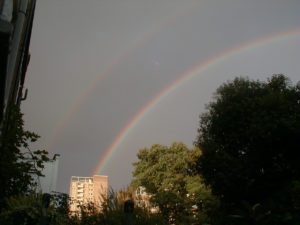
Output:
(0, 105), (49, 209)
(195, 75), (300, 224)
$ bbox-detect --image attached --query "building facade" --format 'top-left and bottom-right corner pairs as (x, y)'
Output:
(38, 155), (60, 193)
(69, 175), (108, 213)
(135, 186), (158, 213)
(0, 0), (36, 127)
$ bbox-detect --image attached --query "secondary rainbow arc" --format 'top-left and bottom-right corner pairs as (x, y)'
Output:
(45, 2), (203, 152)
(93, 29), (300, 175)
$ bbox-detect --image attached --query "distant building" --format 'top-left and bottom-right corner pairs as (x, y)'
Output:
(69, 175), (108, 213)
(0, 0), (37, 126)
(135, 186), (158, 213)
(135, 186), (150, 208)
(29, 154), (60, 194)
(38, 155), (60, 193)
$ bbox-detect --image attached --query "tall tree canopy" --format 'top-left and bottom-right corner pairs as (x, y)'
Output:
(0, 105), (49, 209)
(132, 142), (218, 224)
(195, 75), (300, 224)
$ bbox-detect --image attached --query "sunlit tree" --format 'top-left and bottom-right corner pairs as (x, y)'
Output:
(132, 142), (218, 224)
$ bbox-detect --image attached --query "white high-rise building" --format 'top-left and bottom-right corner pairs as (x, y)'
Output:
(69, 175), (108, 213)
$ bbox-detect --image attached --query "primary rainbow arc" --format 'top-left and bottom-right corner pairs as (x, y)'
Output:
(94, 29), (300, 175)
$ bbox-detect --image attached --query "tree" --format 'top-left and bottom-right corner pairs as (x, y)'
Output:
(50, 192), (71, 224)
(0, 191), (73, 225)
(0, 192), (44, 225)
(132, 142), (218, 224)
(66, 187), (166, 225)
(195, 75), (300, 224)
(0, 105), (49, 209)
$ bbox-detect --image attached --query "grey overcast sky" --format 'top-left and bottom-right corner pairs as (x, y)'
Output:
(22, 0), (300, 193)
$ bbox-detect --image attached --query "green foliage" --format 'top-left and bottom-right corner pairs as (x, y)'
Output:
(195, 74), (300, 224)
(67, 187), (166, 225)
(0, 192), (70, 225)
(0, 192), (43, 225)
(132, 142), (218, 224)
(50, 192), (72, 224)
(97, 188), (126, 225)
(0, 104), (49, 208)
(0, 189), (165, 225)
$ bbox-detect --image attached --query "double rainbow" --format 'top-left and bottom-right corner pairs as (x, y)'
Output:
(93, 29), (300, 175)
